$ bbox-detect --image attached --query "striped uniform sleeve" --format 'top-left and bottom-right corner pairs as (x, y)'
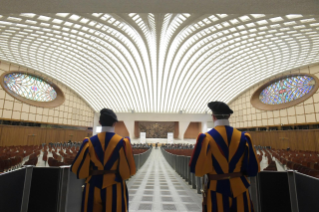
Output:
(118, 137), (136, 180)
(189, 133), (213, 176)
(243, 133), (260, 177)
(71, 138), (91, 179)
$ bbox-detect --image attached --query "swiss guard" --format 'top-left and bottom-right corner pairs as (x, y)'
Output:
(71, 108), (136, 212)
(189, 101), (260, 212)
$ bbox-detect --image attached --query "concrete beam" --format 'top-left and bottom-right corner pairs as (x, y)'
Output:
(0, 0), (318, 14)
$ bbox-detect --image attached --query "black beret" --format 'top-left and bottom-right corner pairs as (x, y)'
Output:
(100, 108), (118, 123)
(207, 101), (233, 115)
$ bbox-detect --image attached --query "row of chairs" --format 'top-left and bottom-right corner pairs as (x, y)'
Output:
(44, 146), (79, 167)
(132, 149), (150, 154)
(48, 157), (69, 167)
(0, 145), (41, 159)
(0, 146), (42, 173)
(260, 147), (319, 178)
(164, 149), (193, 156)
(0, 156), (23, 172)
(24, 157), (38, 166)
(2, 143), (147, 170)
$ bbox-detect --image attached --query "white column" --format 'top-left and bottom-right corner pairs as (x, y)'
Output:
(178, 121), (190, 140)
(123, 120), (135, 139)
(201, 121), (207, 133)
(93, 112), (100, 135)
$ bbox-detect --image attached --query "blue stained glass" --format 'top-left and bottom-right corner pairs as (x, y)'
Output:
(3, 73), (57, 102)
(259, 76), (315, 105)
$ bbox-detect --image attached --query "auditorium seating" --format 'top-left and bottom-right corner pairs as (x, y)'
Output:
(0, 143), (81, 170)
(1, 141), (150, 170)
(0, 145), (41, 172)
(263, 161), (277, 171)
(132, 148), (150, 154)
(63, 157), (75, 165)
(165, 149), (193, 156)
(24, 157), (38, 166)
(48, 157), (68, 166)
(257, 147), (319, 178)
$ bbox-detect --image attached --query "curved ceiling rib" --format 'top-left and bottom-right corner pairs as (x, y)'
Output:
(0, 13), (318, 113)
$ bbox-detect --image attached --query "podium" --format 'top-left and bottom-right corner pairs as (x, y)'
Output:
(167, 132), (174, 144)
(140, 132), (146, 143)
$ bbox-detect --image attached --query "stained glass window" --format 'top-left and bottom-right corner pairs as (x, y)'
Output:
(259, 75), (315, 105)
(3, 73), (57, 102)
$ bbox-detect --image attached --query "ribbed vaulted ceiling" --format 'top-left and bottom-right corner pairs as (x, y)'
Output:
(0, 13), (318, 113)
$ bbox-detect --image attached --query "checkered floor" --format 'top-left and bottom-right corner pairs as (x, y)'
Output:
(127, 149), (202, 212)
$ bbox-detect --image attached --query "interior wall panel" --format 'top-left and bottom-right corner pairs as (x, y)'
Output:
(114, 121), (129, 137)
(248, 130), (319, 152)
(0, 125), (92, 146)
(134, 122), (140, 138)
(174, 122), (179, 139)
(184, 122), (201, 139)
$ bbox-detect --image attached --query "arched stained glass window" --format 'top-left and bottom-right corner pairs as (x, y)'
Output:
(259, 76), (315, 105)
(3, 73), (57, 102)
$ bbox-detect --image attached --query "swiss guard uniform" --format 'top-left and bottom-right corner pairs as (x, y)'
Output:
(71, 109), (136, 212)
(189, 102), (260, 212)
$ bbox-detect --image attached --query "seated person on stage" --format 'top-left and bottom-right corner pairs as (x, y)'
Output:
(189, 101), (260, 212)
(71, 108), (136, 212)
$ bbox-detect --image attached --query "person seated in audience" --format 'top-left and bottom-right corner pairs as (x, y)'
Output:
(71, 108), (136, 212)
(189, 101), (260, 212)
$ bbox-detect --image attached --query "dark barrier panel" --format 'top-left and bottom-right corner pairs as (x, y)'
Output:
(0, 167), (33, 212)
(66, 170), (85, 212)
(28, 167), (61, 212)
(295, 172), (319, 212)
(133, 148), (151, 172)
(258, 171), (291, 212)
(248, 177), (260, 212)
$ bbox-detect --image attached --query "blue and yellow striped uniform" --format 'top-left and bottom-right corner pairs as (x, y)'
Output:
(71, 132), (136, 212)
(189, 126), (260, 212)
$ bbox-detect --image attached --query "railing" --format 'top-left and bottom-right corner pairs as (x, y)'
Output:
(0, 148), (152, 212)
(0, 166), (83, 212)
(161, 148), (319, 212)
(133, 148), (152, 172)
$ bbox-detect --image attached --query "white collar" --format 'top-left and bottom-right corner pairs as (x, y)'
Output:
(214, 119), (230, 127)
(101, 126), (115, 132)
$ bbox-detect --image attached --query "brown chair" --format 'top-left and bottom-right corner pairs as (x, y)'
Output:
(64, 157), (75, 165)
(48, 157), (59, 167)
(4, 159), (11, 171)
(24, 157), (38, 166)
(308, 169), (319, 178)
(0, 159), (5, 172)
(264, 161), (277, 171)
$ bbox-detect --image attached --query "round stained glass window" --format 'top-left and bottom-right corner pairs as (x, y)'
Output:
(259, 76), (315, 105)
(251, 74), (319, 111)
(0, 71), (65, 108)
(3, 73), (57, 102)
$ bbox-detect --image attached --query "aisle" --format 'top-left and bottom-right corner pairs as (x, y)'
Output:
(127, 149), (202, 212)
